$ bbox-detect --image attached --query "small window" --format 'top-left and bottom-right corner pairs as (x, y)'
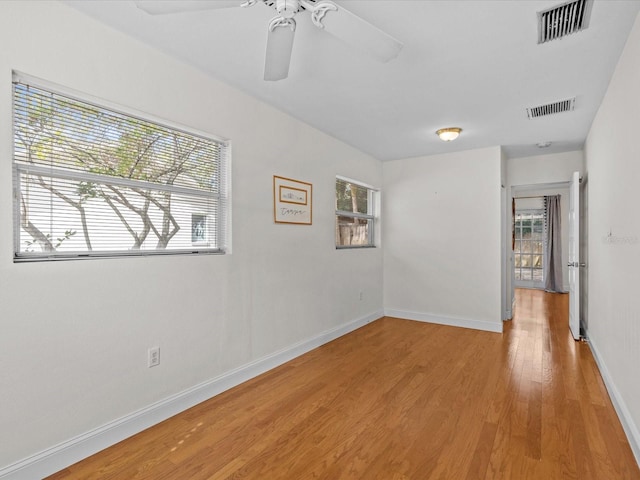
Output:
(335, 177), (377, 248)
(191, 214), (208, 244)
(12, 74), (229, 261)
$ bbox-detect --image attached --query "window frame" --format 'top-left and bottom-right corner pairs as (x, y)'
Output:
(12, 72), (231, 262)
(335, 175), (378, 249)
(513, 208), (545, 287)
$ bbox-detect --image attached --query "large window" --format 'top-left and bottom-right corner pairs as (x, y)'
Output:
(12, 74), (229, 261)
(514, 209), (544, 286)
(335, 177), (377, 248)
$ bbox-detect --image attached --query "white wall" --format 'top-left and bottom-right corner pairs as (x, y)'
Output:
(0, 1), (383, 474)
(584, 11), (640, 463)
(508, 151), (584, 186)
(383, 147), (503, 333)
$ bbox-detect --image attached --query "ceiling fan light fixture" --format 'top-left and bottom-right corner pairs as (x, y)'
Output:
(137, 0), (404, 81)
(436, 127), (462, 142)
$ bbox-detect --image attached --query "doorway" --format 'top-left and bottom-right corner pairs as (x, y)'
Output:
(507, 182), (571, 321)
(513, 205), (545, 289)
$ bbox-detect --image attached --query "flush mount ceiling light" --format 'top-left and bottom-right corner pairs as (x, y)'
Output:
(537, 141), (552, 148)
(436, 127), (462, 142)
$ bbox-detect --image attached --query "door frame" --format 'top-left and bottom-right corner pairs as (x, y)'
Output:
(505, 181), (570, 317)
(568, 171), (581, 339)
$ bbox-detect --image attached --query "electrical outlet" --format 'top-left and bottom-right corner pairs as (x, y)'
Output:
(148, 346), (160, 368)
(359, 291), (363, 301)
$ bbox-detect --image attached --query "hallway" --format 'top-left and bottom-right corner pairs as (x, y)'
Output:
(495, 288), (639, 478)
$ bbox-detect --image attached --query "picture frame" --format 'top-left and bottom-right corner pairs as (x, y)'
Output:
(273, 175), (313, 225)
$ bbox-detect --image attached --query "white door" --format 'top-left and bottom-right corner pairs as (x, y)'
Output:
(568, 171), (580, 340)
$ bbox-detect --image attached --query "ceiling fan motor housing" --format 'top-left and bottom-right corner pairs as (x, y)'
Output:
(275, 0), (300, 18)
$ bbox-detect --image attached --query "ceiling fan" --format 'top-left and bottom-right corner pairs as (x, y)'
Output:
(135, 0), (403, 81)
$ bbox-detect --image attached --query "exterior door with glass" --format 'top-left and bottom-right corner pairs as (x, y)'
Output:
(514, 209), (545, 289)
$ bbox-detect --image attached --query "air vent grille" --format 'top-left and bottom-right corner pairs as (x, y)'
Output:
(538, 0), (593, 44)
(527, 98), (576, 119)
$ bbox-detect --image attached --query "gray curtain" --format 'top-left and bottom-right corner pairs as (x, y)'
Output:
(544, 195), (564, 292)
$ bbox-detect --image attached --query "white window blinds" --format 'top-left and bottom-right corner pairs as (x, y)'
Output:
(13, 75), (229, 261)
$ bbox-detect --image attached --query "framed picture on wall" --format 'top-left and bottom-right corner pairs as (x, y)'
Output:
(273, 175), (312, 225)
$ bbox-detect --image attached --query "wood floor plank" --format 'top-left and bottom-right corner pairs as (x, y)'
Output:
(47, 290), (640, 479)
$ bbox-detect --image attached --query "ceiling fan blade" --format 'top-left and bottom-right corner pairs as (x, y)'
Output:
(135, 1), (243, 15)
(310, 1), (403, 62)
(264, 18), (297, 81)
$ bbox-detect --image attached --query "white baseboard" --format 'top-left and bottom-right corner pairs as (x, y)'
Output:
(384, 309), (503, 333)
(0, 311), (383, 480)
(586, 332), (640, 468)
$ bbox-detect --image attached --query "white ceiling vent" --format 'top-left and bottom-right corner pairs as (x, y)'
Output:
(538, 0), (593, 44)
(526, 98), (576, 119)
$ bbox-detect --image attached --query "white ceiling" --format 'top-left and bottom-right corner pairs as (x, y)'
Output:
(65, 0), (640, 161)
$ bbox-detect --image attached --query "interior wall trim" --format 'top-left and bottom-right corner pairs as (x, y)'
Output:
(587, 332), (640, 467)
(0, 311), (383, 480)
(384, 309), (503, 333)
(511, 181), (570, 193)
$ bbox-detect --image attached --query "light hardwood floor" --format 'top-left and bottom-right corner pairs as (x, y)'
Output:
(48, 289), (640, 479)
